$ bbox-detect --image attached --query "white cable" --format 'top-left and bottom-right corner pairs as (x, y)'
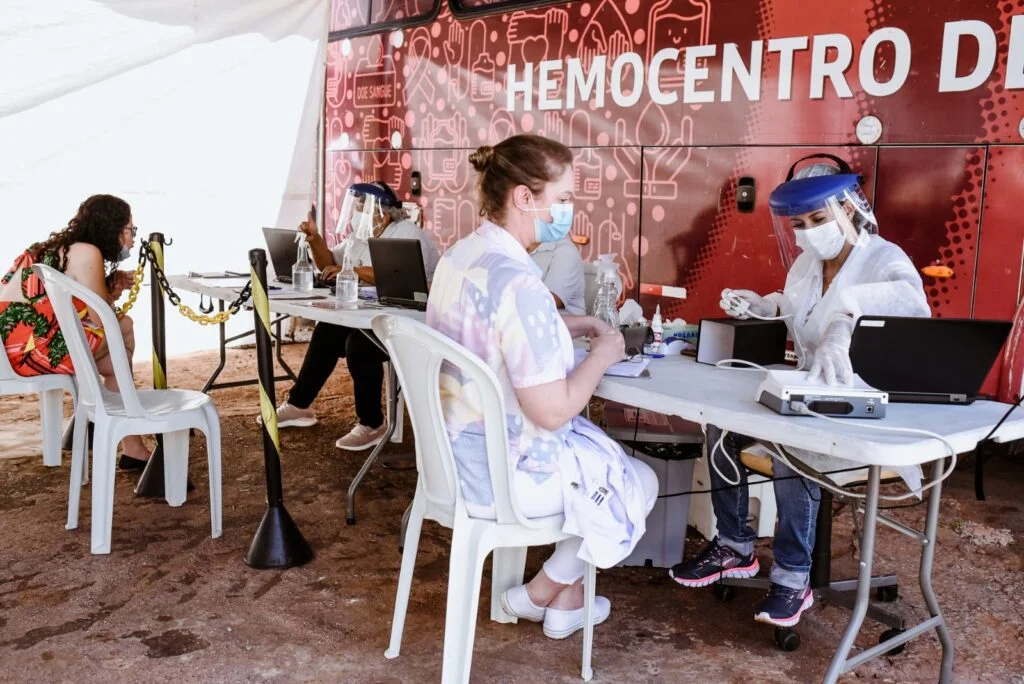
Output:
(769, 401), (959, 501)
(708, 427), (743, 486)
(715, 359), (769, 371)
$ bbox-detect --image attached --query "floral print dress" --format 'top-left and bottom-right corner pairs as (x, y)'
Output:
(0, 250), (104, 376)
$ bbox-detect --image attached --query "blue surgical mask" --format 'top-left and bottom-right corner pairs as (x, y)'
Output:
(530, 197), (575, 243)
(117, 244), (132, 262)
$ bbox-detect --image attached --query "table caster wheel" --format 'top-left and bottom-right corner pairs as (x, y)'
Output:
(713, 584), (736, 602)
(879, 628), (906, 655)
(876, 585), (898, 602)
(774, 627), (800, 652)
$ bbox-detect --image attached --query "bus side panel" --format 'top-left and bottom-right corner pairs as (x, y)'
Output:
(873, 146), (985, 318)
(974, 146), (1024, 321)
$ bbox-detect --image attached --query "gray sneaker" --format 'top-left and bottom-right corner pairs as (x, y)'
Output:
(257, 401), (317, 428)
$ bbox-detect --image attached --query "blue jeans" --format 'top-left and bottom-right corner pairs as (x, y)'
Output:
(706, 425), (819, 590)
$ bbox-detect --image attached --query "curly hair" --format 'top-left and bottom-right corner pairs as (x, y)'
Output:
(30, 194), (131, 272)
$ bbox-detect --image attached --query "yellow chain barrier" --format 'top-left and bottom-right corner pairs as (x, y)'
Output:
(115, 259), (146, 318)
(175, 303), (234, 326)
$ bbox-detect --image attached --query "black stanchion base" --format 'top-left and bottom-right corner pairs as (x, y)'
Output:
(134, 446), (196, 497)
(244, 505), (314, 569)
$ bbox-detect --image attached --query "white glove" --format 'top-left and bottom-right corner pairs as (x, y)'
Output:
(720, 289), (779, 319)
(807, 316), (855, 386)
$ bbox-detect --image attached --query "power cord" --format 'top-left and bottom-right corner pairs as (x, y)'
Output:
(770, 400), (958, 501)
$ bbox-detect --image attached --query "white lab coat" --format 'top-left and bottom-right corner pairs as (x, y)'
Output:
(773, 232), (931, 490)
(557, 416), (650, 568)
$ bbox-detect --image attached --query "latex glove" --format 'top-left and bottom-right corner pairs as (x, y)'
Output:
(807, 316), (855, 386)
(720, 289), (778, 319)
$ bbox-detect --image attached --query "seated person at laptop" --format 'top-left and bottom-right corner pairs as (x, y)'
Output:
(528, 235), (585, 315)
(671, 159), (930, 628)
(429, 134), (659, 639)
(266, 181), (440, 451)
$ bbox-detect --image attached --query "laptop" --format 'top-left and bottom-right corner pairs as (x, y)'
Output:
(262, 227), (301, 284)
(368, 238), (429, 311)
(849, 316), (1012, 404)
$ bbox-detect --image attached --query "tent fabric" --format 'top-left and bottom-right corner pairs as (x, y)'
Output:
(0, 0), (329, 357)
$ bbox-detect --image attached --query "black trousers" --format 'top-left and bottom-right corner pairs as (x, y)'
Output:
(287, 322), (389, 428)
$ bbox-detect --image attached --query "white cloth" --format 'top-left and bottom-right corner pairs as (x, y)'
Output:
(530, 238), (586, 315)
(466, 444), (659, 582)
(775, 232), (931, 490)
(332, 219), (441, 279)
(557, 417), (656, 568)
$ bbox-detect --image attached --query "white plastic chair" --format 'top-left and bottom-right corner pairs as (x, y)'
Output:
(33, 263), (222, 555)
(0, 337), (76, 467)
(374, 314), (598, 683)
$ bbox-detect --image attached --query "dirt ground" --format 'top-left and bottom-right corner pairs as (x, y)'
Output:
(1, 342), (1022, 683)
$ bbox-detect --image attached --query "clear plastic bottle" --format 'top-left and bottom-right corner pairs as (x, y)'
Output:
(335, 243), (359, 309)
(292, 240), (314, 292)
(592, 254), (619, 329)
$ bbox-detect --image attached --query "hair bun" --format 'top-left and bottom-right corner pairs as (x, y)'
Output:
(469, 145), (495, 173)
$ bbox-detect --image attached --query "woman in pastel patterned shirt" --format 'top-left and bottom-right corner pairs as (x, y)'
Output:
(427, 134), (659, 640)
(0, 195), (151, 468)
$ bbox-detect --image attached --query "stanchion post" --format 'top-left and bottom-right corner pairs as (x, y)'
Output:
(136, 233), (193, 496)
(244, 248), (313, 569)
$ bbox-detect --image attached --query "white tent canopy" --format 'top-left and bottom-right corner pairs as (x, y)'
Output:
(0, 0), (329, 357)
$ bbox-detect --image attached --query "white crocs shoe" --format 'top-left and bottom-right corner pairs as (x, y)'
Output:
(542, 596), (611, 640)
(257, 401), (317, 428)
(499, 585), (546, 623)
(335, 423), (387, 451)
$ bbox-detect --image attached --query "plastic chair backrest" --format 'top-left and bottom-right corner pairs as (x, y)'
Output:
(372, 314), (531, 527)
(0, 329), (19, 381)
(32, 264), (146, 417)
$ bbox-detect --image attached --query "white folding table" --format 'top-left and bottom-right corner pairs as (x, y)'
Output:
(168, 275), (425, 523)
(592, 354), (1024, 683)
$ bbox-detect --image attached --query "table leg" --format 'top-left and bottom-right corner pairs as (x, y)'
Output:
(824, 465), (881, 684)
(274, 317), (297, 382)
(346, 360), (400, 525)
(200, 301), (228, 393)
(921, 459), (954, 683)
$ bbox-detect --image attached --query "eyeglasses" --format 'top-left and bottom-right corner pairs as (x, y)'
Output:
(124, 224), (138, 237)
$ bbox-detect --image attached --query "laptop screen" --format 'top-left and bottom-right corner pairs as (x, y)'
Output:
(367, 238), (428, 301)
(849, 316), (1011, 398)
(262, 228), (301, 280)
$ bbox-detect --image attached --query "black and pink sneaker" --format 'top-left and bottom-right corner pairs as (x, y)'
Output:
(669, 539), (760, 588)
(754, 583), (815, 627)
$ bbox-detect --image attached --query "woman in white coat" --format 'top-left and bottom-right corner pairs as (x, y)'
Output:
(670, 160), (929, 629)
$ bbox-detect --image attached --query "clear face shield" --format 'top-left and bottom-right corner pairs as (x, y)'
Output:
(769, 175), (878, 269)
(335, 185), (395, 243)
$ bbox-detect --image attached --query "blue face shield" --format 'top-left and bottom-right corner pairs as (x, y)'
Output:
(530, 197), (575, 243)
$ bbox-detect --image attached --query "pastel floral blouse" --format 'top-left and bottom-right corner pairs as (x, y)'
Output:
(426, 221), (575, 505)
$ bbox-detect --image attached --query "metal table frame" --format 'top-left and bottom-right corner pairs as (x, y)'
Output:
(198, 299), (297, 393)
(592, 356), (1024, 683)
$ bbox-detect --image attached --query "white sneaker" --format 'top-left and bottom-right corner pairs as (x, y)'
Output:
(257, 401), (317, 428)
(542, 596), (611, 640)
(335, 423), (387, 451)
(499, 585), (546, 623)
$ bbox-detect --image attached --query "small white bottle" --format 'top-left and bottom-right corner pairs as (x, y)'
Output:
(335, 243), (359, 309)
(651, 304), (664, 354)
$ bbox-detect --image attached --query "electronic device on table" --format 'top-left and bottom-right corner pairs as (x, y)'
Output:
(756, 369), (888, 418)
(368, 238), (429, 312)
(262, 227), (301, 284)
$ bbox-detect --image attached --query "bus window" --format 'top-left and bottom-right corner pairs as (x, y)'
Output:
(450, 0), (581, 18)
(330, 0), (441, 40)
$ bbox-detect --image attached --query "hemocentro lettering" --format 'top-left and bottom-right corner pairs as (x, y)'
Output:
(507, 18), (1024, 112)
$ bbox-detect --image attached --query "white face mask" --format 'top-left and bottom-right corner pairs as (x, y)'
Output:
(794, 220), (846, 260)
(350, 212), (372, 240)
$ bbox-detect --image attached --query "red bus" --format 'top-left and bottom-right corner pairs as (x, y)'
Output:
(324, 0), (1024, 394)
